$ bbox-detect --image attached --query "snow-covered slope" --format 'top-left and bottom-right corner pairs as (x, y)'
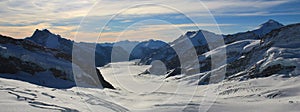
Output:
(0, 28), (168, 89)
(172, 30), (223, 47)
(130, 39), (168, 60)
(26, 29), (73, 54)
(100, 39), (168, 61)
(139, 20), (298, 86)
(26, 29), (127, 66)
(100, 40), (140, 53)
(225, 19), (284, 44)
(0, 34), (114, 89)
(224, 23), (300, 81)
(99, 62), (300, 112)
(26, 29), (166, 66)
(253, 19), (284, 36)
(0, 20), (299, 111)
(0, 35), (74, 88)
(1, 61), (300, 111)
(139, 30), (224, 71)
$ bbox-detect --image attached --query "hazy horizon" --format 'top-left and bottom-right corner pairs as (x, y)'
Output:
(1, 0), (300, 43)
(0, 18), (293, 44)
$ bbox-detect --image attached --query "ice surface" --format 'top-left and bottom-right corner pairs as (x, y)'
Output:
(0, 62), (300, 111)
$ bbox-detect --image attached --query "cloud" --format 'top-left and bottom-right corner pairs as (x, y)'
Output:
(120, 20), (133, 23)
(90, 0), (294, 17)
(92, 23), (235, 42)
(1, 0), (294, 25)
(0, 0), (95, 24)
(151, 23), (235, 28)
(0, 22), (78, 39)
(214, 11), (300, 16)
(0, 0), (298, 42)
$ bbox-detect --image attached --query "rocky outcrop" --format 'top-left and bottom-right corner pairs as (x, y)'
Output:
(0, 34), (115, 89)
(96, 69), (114, 89)
(139, 20), (299, 85)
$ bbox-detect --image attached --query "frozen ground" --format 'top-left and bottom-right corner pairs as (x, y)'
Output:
(0, 61), (300, 112)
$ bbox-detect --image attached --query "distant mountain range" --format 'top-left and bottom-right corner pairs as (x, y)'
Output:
(139, 19), (299, 85)
(0, 28), (168, 88)
(0, 19), (299, 88)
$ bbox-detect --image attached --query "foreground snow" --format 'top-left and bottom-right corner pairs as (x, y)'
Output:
(0, 61), (300, 111)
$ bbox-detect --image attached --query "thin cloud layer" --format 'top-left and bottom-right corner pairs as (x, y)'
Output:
(0, 0), (299, 42)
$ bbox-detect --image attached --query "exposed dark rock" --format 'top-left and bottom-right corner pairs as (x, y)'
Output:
(49, 68), (67, 80)
(0, 34), (115, 89)
(165, 68), (182, 78)
(96, 68), (115, 89)
(0, 55), (46, 75)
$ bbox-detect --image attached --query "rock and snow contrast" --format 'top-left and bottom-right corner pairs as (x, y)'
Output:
(253, 19), (284, 37)
(0, 61), (299, 111)
(140, 20), (299, 84)
(0, 33), (114, 89)
(0, 19), (299, 111)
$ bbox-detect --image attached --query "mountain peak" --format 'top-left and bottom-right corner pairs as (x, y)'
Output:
(267, 19), (277, 23)
(34, 28), (51, 33)
(27, 29), (62, 49)
(261, 19), (283, 27)
(41, 29), (51, 33)
(31, 29), (55, 38)
(254, 19), (284, 36)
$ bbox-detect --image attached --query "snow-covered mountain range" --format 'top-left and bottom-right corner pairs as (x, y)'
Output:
(1, 19), (299, 88)
(139, 19), (299, 85)
(0, 28), (168, 89)
(0, 19), (299, 111)
(0, 19), (299, 88)
(0, 32), (114, 89)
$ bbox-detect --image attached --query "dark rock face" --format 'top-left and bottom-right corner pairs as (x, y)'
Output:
(74, 62), (115, 89)
(27, 29), (73, 54)
(0, 56), (46, 74)
(139, 20), (299, 85)
(139, 31), (220, 78)
(49, 68), (68, 80)
(0, 34), (115, 89)
(96, 69), (114, 89)
(165, 68), (182, 78)
(26, 29), (131, 67)
(260, 65), (296, 77)
(224, 31), (259, 44)
(226, 23), (300, 81)
(129, 40), (168, 60)
(253, 19), (284, 36)
(225, 19), (284, 44)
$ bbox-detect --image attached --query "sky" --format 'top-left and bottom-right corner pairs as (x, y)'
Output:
(0, 0), (300, 43)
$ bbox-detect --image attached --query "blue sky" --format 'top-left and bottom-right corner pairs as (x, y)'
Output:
(0, 0), (299, 43)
